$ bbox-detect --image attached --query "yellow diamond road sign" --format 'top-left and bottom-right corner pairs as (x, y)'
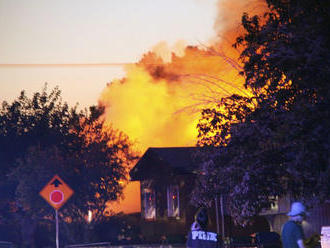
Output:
(39, 175), (74, 210)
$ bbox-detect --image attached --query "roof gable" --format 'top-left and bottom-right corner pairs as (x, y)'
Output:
(130, 147), (200, 181)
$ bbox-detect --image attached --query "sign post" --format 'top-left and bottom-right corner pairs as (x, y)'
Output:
(56, 209), (59, 248)
(40, 175), (74, 248)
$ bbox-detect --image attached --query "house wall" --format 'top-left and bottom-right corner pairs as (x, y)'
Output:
(139, 177), (272, 240)
(139, 179), (330, 242)
(303, 202), (330, 237)
(138, 176), (196, 242)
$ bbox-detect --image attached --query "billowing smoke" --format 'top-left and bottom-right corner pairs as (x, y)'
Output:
(99, 0), (266, 153)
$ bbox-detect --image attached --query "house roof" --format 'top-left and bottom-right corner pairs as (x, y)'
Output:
(130, 147), (201, 181)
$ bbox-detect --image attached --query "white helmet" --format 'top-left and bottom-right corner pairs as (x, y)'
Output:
(287, 202), (308, 216)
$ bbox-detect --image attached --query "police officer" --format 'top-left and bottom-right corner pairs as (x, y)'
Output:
(187, 208), (220, 248)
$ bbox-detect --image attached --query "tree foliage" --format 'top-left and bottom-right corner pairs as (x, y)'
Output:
(194, 0), (330, 224)
(0, 85), (138, 243)
(197, 94), (255, 147)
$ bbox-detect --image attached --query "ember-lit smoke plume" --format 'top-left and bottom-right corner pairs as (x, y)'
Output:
(99, 0), (266, 153)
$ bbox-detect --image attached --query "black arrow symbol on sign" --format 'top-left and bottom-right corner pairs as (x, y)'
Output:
(51, 179), (62, 187)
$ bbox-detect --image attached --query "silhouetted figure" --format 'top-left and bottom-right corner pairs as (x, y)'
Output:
(281, 202), (308, 248)
(186, 208), (220, 248)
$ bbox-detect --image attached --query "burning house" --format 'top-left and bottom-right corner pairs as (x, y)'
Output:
(97, 0), (330, 244)
(128, 147), (330, 243)
(129, 147), (271, 242)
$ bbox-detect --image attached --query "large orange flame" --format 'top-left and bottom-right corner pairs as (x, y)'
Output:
(99, 0), (266, 153)
(99, 47), (248, 153)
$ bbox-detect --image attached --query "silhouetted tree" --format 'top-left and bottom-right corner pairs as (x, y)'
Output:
(194, 0), (330, 224)
(0, 85), (138, 245)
